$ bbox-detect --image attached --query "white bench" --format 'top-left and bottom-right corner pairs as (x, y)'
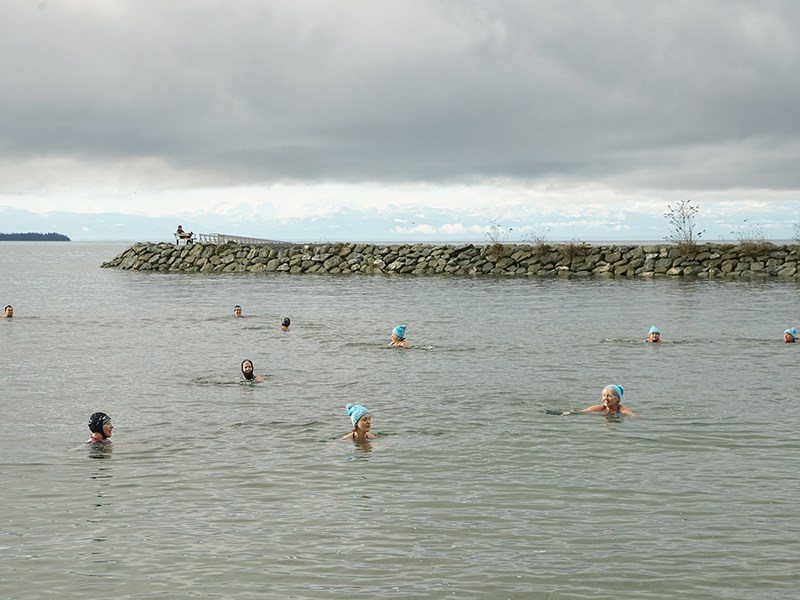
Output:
(174, 232), (196, 245)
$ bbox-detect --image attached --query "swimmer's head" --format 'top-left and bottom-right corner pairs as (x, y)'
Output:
(88, 412), (113, 439)
(241, 359), (255, 380)
(392, 325), (407, 340)
(233, 305), (242, 317)
(602, 385), (624, 405)
(282, 317), (291, 328)
(346, 403), (370, 427)
(784, 327), (797, 343)
(4, 305), (12, 317)
(648, 325), (660, 335)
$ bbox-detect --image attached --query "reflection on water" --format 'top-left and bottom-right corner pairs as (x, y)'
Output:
(345, 439), (374, 460)
(87, 458), (113, 548)
(87, 442), (114, 460)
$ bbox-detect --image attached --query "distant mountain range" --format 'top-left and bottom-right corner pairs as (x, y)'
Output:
(2, 203), (794, 243)
(0, 204), (665, 244)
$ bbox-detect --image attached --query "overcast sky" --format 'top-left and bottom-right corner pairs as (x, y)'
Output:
(1, 0), (799, 240)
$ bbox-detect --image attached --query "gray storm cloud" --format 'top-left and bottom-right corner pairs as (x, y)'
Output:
(1, 0), (799, 190)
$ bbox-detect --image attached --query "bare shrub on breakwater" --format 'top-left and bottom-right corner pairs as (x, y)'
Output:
(560, 238), (588, 262)
(664, 199), (705, 255)
(732, 220), (772, 258)
(522, 230), (552, 259)
(485, 221), (513, 259)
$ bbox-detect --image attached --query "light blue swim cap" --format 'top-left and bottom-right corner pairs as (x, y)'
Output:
(785, 327), (798, 340)
(648, 325), (661, 335)
(393, 325), (407, 339)
(346, 403), (370, 427)
(607, 384), (624, 400)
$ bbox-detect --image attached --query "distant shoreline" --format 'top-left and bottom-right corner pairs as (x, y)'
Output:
(0, 232), (71, 241)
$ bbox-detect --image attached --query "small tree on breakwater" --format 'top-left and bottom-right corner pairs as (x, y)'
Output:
(664, 199), (704, 254)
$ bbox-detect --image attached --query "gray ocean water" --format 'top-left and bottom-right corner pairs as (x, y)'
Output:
(1, 242), (799, 599)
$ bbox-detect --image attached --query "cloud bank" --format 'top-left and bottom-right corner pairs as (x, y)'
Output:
(0, 1), (799, 237)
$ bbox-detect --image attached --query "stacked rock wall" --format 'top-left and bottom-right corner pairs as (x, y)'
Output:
(101, 241), (800, 279)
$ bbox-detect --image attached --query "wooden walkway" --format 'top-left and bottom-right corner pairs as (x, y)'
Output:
(195, 233), (286, 245)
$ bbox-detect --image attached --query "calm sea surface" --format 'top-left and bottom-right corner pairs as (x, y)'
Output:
(1, 242), (799, 599)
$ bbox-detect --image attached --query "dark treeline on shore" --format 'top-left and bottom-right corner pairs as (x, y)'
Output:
(0, 232), (71, 241)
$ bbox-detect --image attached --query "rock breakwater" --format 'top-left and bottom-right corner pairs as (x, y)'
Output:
(101, 241), (800, 279)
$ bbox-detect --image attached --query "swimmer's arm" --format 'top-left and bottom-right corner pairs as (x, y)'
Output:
(620, 406), (637, 416)
(580, 404), (603, 413)
(254, 375), (264, 382)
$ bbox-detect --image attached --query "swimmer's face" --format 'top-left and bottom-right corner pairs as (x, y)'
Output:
(602, 389), (620, 410)
(234, 306), (242, 317)
(356, 414), (372, 431)
(103, 421), (113, 438)
(4, 306), (12, 317)
(649, 332), (660, 342)
(242, 361), (253, 374)
(785, 332), (795, 343)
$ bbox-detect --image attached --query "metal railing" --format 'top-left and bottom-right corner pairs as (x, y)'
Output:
(195, 233), (285, 245)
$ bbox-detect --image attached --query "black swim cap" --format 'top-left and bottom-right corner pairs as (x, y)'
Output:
(88, 412), (111, 437)
(282, 317), (290, 327)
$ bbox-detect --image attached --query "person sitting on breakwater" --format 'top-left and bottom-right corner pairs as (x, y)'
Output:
(645, 325), (662, 343)
(241, 359), (263, 382)
(389, 325), (410, 348)
(176, 225), (194, 243)
(4, 305), (13, 318)
(341, 403), (376, 442)
(784, 327), (798, 343)
(581, 385), (635, 416)
(87, 412), (113, 443)
(233, 305), (243, 318)
(281, 317), (291, 331)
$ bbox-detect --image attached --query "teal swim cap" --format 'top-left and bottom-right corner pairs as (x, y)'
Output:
(346, 403), (370, 427)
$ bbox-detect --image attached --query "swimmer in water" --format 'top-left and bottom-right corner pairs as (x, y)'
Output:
(645, 325), (662, 343)
(784, 327), (797, 343)
(4, 305), (13, 318)
(241, 359), (263, 382)
(233, 305), (243, 318)
(389, 325), (411, 348)
(87, 412), (113, 443)
(341, 403), (376, 442)
(581, 385), (635, 416)
(281, 317), (290, 331)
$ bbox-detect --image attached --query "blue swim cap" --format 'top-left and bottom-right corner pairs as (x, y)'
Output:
(648, 325), (661, 335)
(785, 327), (797, 340)
(608, 384), (624, 400)
(393, 325), (407, 339)
(346, 403), (370, 427)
